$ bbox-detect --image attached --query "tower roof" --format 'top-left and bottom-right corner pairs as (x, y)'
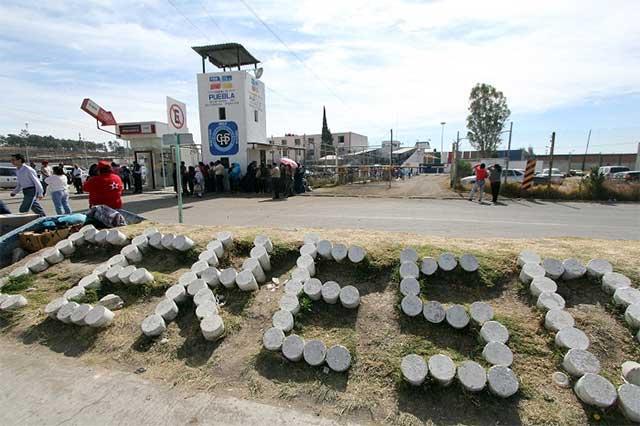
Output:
(192, 43), (260, 69)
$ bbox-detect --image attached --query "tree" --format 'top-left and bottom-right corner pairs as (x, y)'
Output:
(466, 83), (511, 157)
(320, 106), (333, 157)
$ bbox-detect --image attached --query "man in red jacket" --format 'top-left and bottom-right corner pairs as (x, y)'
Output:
(83, 161), (124, 209)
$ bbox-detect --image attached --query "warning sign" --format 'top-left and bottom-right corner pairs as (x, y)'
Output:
(166, 96), (188, 133)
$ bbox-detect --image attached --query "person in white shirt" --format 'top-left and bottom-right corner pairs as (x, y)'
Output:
(40, 160), (53, 196)
(72, 164), (84, 194)
(10, 153), (46, 216)
(45, 166), (72, 215)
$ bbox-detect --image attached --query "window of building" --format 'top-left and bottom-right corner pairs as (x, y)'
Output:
(281, 139), (287, 145)
(338, 135), (345, 143)
(254, 110), (258, 122)
(308, 137), (314, 143)
(218, 107), (226, 120)
(294, 138), (301, 145)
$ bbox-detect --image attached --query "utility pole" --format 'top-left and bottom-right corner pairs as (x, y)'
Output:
(389, 129), (393, 188)
(24, 122), (30, 163)
(80, 132), (88, 169)
(581, 129), (591, 172)
(504, 121), (513, 184)
(547, 132), (556, 191)
(440, 122), (446, 165)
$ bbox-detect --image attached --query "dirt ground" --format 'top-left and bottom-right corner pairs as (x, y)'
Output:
(1, 224), (639, 425)
(312, 174), (459, 199)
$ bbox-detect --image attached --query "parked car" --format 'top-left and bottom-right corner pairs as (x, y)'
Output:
(461, 169), (525, 185)
(613, 170), (640, 183)
(0, 165), (17, 189)
(569, 169), (585, 177)
(534, 168), (565, 185)
(598, 166), (630, 179)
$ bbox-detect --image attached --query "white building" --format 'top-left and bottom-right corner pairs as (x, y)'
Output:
(268, 131), (368, 164)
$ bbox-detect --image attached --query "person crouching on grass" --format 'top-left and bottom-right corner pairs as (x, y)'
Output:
(468, 163), (488, 203)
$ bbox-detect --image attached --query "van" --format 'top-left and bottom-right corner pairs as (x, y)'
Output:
(0, 166), (17, 189)
(598, 166), (630, 179)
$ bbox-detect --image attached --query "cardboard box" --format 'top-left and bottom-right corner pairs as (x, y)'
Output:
(19, 228), (73, 253)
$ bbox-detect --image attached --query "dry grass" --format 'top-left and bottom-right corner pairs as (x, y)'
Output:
(1, 223), (639, 425)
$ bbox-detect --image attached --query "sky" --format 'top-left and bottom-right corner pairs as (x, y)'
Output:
(1, 0), (639, 154)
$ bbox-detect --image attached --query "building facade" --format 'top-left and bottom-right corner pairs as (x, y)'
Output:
(267, 131), (368, 164)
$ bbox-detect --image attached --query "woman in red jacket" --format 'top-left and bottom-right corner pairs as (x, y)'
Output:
(83, 161), (124, 209)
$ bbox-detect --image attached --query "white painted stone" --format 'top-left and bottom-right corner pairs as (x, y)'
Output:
(446, 304), (470, 329)
(300, 243), (317, 259)
(483, 342), (513, 366)
(602, 272), (632, 294)
(470, 302), (494, 325)
(56, 301), (79, 323)
(94, 229), (109, 245)
(545, 309), (575, 332)
(291, 267), (311, 284)
(191, 260), (210, 277)
(98, 294), (124, 310)
(331, 243), (348, 262)
(216, 231), (234, 249)
(401, 354), (428, 386)
(562, 258), (587, 280)
(195, 300), (219, 320)
(263, 327), (285, 351)
(0, 294), (27, 310)
(437, 253), (458, 272)
(303, 233), (320, 246)
(400, 248), (419, 264)
(142, 227), (158, 237)
(553, 371), (571, 388)
(42, 247), (64, 265)
(316, 240), (333, 259)
(339, 285), (360, 309)
(9, 266), (30, 279)
(63, 286), (85, 302)
(207, 239), (225, 258)
(92, 263), (110, 279)
(562, 349), (600, 377)
(423, 301), (446, 323)
(279, 294), (300, 314)
(614, 287), (640, 308)
(625, 304), (640, 329)
(272, 309), (294, 332)
(555, 327), (590, 350)
(106, 229), (128, 246)
(542, 258), (564, 280)
(487, 366), (519, 398)
(586, 259), (613, 279)
(236, 270), (259, 291)
(172, 235), (194, 252)
(193, 287), (215, 307)
(27, 257), (48, 273)
(201, 267), (220, 287)
(326, 345), (351, 372)
(187, 279), (208, 297)
(45, 297), (68, 318)
(117, 265), (137, 285)
(250, 245), (271, 272)
(198, 250), (219, 267)
(420, 257), (438, 276)
(622, 361), (640, 386)
(131, 235), (149, 252)
(84, 305), (115, 328)
(141, 314), (166, 337)
(84, 227), (98, 244)
(243, 258), (267, 283)
(296, 255), (316, 277)
(400, 277), (420, 297)
(530, 277), (558, 298)
(78, 274), (101, 290)
(520, 262), (546, 284)
(480, 321), (509, 344)
(155, 298), (179, 321)
(303, 278), (322, 301)
(107, 254), (128, 268)
(428, 354), (456, 386)
(70, 303), (93, 325)
(121, 245), (143, 263)
(55, 239), (76, 256)
(284, 280), (304, 296)
(457, 360), (487, 392)
(459, 254), (479, 272)
(303, 340), (327, 366)
(518, 250), (541, 267)
(254, 235), (273, 253)
(219, 268), (237, 288)
(536, 292), (566, 311)
(347, 246), (366, 263)
(282, 334), (305, 362)
(68, 232), (85, 247)
(574, 373), (617, 408)
(178, 271), (198, 287)
(399, 262), (420, 279)
(129, 268), (154, 285)
(147, 232), (164, 249)
(618, 383), (640, 423)
(321, 281), (341, 304)
(161, 233), (176, 250)
(401, 295), (423, 317)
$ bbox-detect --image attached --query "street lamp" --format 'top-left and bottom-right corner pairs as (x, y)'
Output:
(440, 122), (446, 163)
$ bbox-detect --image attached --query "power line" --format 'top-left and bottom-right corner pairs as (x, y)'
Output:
(197, 0), (228, 39)
(166, 0), (209, 40)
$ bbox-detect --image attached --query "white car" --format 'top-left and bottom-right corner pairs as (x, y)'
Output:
(461, 169), (524, 185)
(598, 166), (630, 179)
(535, 169), (565, 185)
(0, 165), (17, 189)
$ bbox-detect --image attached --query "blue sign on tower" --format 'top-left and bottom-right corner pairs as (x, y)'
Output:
(209, 121), (239, 155)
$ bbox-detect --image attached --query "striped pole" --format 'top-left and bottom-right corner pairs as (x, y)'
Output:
(521, 159), (536, 191)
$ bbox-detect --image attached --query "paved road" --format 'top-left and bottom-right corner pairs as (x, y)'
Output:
(0, 340), (341, 426)
(1, 191), (638, 240)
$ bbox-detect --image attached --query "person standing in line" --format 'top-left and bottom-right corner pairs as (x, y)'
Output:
(271, 162), (281, 199)
(120, 165), (131, 192)
(489, 164), (502, 204)
(83, 161), (124, 209)
(71, 165), (83, 195)
(40, 160), (52, 196)
(45, 166), (72, 215)
(187, 166), (196, 196)
(468, 162), (488, 203)
(132, 161), (143, 194)
(207, 161), (215, 193)
(194, 166), (204, 198)
(214, 161), (225, 193)
(10, 154), (46, 216)
(179, 161), (189, 195)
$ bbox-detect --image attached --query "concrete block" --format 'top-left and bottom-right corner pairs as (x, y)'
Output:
(55, 239), (75, 256)
(92, 263), (110, 279)
(586, 259), (613, 279)
(530, 277), (558, 298)
(613, 287), (640, 308)
(562, 258), (586, 280)
(263, 327), (285, 351)
(562, 349), (601, 377)
(98, 294), (124, 310)
(160, 233), (176, 250)
(625, 304), (640, 329)
(243, 258), (267, 283)
(236, 270), (259, 291)
(0, 294), (27, 311)
(296, 255), (316, 277)
(70, 303), (93, 325)
(43, 247), (64, 265)
(187, 279), (208, 297)
(347, 246), (366, 263)
(544, 309), (575, 332)
(253, 235), (273, 253)
(622, 361), (640, 386)
(470, 301), (494, 325)
(401, 354), (428, 386)
(68, 232), (85, 247)
(482, 341), (513, 366)
(142, 227), (158, 237)
(399, 262), (420, 279)
(250, 245), (272, 272)
(56, 301), (79, 323)
(131, 235), (149, 252)
(400, 277), (420, 297)
(195, 300), (219, 320)
(339, 285), (360, 309)
(602, 272), (632, 294)
(457, 360), (487, 392)
(518, 250), (541, 267)
(618, 383), (640, 423)
(84, 228), (98, 244)
(400, 248), (419, 264)
(201, 267), (221, 287)
(536, 292), (565, 311)
(437, 253), (457, 272)
(420, 257), (438, 276)
(428, 354), (456, 386)
(284, 280), (304, 296)
(117, 265), (137, 285)
(164, 285), (188, 305)
(542, 258), (564, 280)
(300, 243), (317, 259)
(106, 229), (128, 246)
(194, 288), (216, 307)
(459, 254), (479, 272)
(63, 286), (85, 302)
(45, 297), (68, 318)
(78, 274), (101, 290)
(191, 260), (211, 277)
(27, 257), (49, 273)
(9, 266), (30, 279)
(107, 254), (128, 268)
(291, 267), (310, 284)
(141, 314), (166, 337)
(178, 271), (198, 287)
(331, 243), (348, 262)
(423, 300), (446, 323)
(303, 340), (327, 366)
(155, 298), (179, 321)
(94, 229), (109, 245)
(147, 232), (164, 249)
(272, 309), (294, 332)
(282, 334), (305, 362)
(84, 305), (115, 328)
(303, 233), (320, 245)
(121, 245), (143, 263)
(326, 345), (351, 372)
(172, 235), (194, 252)
(129, 268), (154, 285)
(279, 294), (300, 314)
(401, 295), (423, 317)
(303, 278), (322, 301)
(487, 366), (519, 398)
(316, 240), (333, 259)
(574, 373), (617, 408)
(321, 281), (341, 304)
(480, 321), (509, 344)
(520, 262), (546, 284)
(207, 239), (225, 258)
(446, 304), (470, 329)
(219, 268), (238, 289)
(216, 231), (233, 249)
(555, 327), (590, 350)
